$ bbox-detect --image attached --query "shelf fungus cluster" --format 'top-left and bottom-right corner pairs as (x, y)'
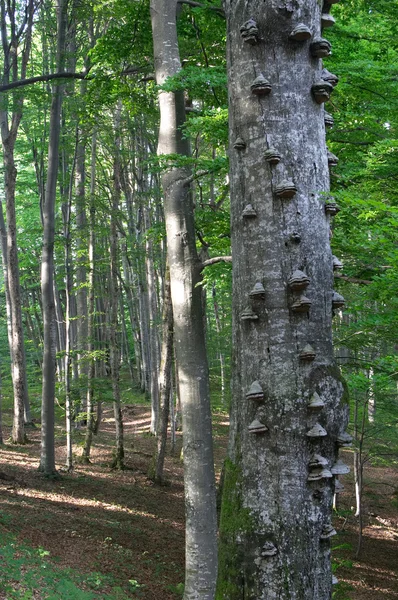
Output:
(291, 295), (312, 313)
(261, 541), (278, 557)
(248, 418), (268, 434)
(310, 38), (332, 58)
(324, 111), (334, 128)
(246, 380), (265, 402)
(312, 80), (334, 104)
(320, 523), (337, 540)
(288, 269), (310, 291)
(264, 148), (281, 165)
(251, 74), (272, 96)
(234, 136), (246, 150)
(324, 201), (340, 216)
(241, 203), (257, 218)
(299, 344), (316, 361)
(241, 306), (259, 321)
(308, 392), (325, 410)
(240, 19), (259, 45)
(249, 281), (266, 298)
(275, 180), (297, 199)
(289, 23), (312, 42)
(306, 423), (327, 438)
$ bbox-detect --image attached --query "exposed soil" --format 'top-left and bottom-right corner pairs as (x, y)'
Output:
(0, 406), (397, 599)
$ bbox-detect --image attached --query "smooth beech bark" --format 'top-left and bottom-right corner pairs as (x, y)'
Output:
(39, 0), (68, 475)
(150, 1), (218, 597)
(217, 1), (348, 598)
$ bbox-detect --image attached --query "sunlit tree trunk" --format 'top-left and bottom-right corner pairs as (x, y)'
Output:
(217, 1), (349, 597)
(39, 0), (68, 475)
(150, 1), (218, 597)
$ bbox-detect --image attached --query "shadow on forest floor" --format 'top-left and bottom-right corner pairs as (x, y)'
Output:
(0, 405), (397, 599)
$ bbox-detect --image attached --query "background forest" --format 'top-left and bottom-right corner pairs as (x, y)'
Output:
(0, 0), (397, 598)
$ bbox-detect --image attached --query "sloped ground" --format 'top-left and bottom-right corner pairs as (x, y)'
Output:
(0, 406), (397, 599)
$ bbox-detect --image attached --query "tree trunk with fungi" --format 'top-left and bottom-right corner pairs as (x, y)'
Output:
(217, 1), (349, 598)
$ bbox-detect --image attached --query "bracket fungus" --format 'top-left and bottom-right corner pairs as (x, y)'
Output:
(332, 291), (345, 310)
(332, 575), (339, 585)
(241, 306), (259, 321)
(290, 231), (301, 243)
(246, 380), (265, 401)
(251, 74), (272, 96)
(261, 541), (278, 557)
(309, 453), (329, 468)
(322, 68), (339, 87)
(275, 180), (297, 199)
(337, 431), (353, 447)
(291, 295), (312, 313)
(288, 269), (310, 291)
(307, 467), (333, 481)
(249, 281), (266, 298)
(324, 202), (340, 216)
(331, 459), (350, 475)
(332, 255), (343, 271)
(306, 423), (327, 438)
(248, 419), (268, 434)
(324, 111), (334, 128)
(242, 203), (257, 218)
(264, 148), (281, 165)
(321, 13), (336, 28)
(310, 38), (332, 58)
(233, 136), (246, 150)
(320, 523), (337, 539)
(240, 18), (259, 45)
(299, 344), (316, 361)
(312, 80), (333, 104)
(327, 150), (339, 167)
(289, 23), (312, 41)
(308, 392), (325, 409)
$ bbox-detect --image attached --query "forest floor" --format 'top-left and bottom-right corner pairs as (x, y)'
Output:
(0, 404), (397, 599)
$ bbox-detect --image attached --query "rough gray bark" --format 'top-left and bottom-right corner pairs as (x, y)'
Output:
(39, 0), (68, 475)
(217, 2), (349, 598)
(150, 1), (218, 597)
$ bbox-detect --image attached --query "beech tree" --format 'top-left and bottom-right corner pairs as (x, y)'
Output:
(150, 0), (218, 597)
(217, 1), (350, 598)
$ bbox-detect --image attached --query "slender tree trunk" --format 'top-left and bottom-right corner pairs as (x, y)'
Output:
(150, 1), (218, 597)
(39, 0), (68, 475)
(109, 106), (124, 470)
(82, 131), (97, 462)
(212, 284), (226, 406)
(0, 0), (35, 443)
(217, 2), (349, 597)
(152, 264), (173, 483)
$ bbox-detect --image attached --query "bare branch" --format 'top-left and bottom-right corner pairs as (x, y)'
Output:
(201, 256), (232, 268)
(0, 71), (89, 92)
(334, 273), (372, 285)
(177, 0), (225, 17)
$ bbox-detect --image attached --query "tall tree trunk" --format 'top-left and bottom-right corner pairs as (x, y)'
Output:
(81, 131), (97, 463)
(150, 1), (218, 597)
(109, 105), (124, 470)
(217, 2), (349, 598)
(0, 0), (35, 443)
(39, 0), (68, 475)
